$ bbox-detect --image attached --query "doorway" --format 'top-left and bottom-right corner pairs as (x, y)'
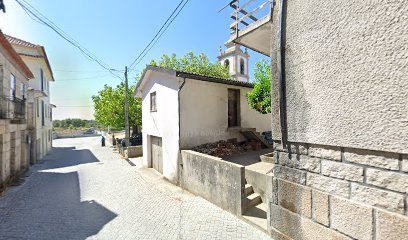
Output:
(151, 136), (163, 174)
(228, 89), (240, 128)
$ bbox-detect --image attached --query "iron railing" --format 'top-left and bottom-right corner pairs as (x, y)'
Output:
(0, 96), (26, 120)
(229, 0), (274, 37)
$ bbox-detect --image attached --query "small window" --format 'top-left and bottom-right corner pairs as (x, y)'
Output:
(10, 74), (16, 98)
(224, 59), (230, 70)
(40, 68), (44, 92)
(36, 99), (39, 117)
(240, 59), (245, 75)
(150, 92), (157, 112)
(20, 83), (25, 99)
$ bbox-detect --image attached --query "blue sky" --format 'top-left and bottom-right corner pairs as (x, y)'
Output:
(0, 0), (267, 120)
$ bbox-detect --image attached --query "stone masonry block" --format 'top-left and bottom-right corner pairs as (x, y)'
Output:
(309, 146), (341, 161)
(270, 204), (351, 240)
(402, 156), (408, 173)
(278, 151), (299, 168)
(272, 177), (278, 205)
(366, 168), (408, 193)
(344, 151), (399, 170)
(331, 197), (373, 240)
(0, 141), (10, 153)
(321, 160), (364, 182)
(299, 156), (321, 173)
(274, 165), (306, 185)
(376, 208), (408, 240)
(312, 190), (329, 226)
(289, 143), (308, 155)
(278, 179), (312, 218)
(306, 173), (350, 198)
(350, 183), (404, 214)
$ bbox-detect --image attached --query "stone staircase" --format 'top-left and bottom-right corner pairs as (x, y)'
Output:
(242, 181), (267, 231)
(240, 128), (273, 148)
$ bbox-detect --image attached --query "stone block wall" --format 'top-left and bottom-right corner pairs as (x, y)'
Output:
(0, 121), (28, 187)
(269, 143), (408, 240)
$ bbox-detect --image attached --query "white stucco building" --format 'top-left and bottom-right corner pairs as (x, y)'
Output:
(6, 35), (55, 164)
(0, 31), (34, 186)
(134, 66), (271, 183)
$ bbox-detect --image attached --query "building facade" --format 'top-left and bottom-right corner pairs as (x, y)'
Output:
(228, 0), (408, 239)
(0, 31), (34, 187)
(135, 66), (271, 183)
(6, 35), (55, 164)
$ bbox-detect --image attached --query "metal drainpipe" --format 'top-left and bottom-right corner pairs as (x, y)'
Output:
(177, 77), (186, 184)
(276, 0), (288, 149)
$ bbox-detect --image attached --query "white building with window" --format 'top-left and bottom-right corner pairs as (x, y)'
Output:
(6, 35), (55, 164)
(134, 66), (270, 183)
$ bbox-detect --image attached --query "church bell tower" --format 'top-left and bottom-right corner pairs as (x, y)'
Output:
(217, 41), (250, 82)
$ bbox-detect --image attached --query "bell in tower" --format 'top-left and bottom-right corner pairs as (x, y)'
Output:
(217, 41), (250, 82)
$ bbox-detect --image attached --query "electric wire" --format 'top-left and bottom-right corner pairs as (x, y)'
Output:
(128, 0), (186, 69)
(130, 0), (189, 70)
(14, 0), (123, 80)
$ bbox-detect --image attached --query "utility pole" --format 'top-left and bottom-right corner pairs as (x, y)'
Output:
(124, 66), (130, 148)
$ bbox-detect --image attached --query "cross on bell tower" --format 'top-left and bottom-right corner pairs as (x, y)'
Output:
(218, 41), (250, 82)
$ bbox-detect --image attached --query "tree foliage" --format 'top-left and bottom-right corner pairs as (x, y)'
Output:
(53, 119), (100, 129)
(246, 59), (271, 114)
(149, 52), (230, 79)
(92, 82), (142, 130)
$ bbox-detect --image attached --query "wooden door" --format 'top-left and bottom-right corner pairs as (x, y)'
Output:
(151, 136), (163, 174)
(228, 89), (240, 127)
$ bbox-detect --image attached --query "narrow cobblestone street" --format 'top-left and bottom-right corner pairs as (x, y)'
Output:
(0, 137), (271, 240)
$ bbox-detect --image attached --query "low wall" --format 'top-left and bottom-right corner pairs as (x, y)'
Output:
(126, 146), (143, 158)
(268, 144), (408, 240)
(180, 150), (245, 215)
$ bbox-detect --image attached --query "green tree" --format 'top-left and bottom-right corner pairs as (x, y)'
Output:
(149, 52), (230, 79)
(246, 59), (271, 114)
(92, 82), (142, 130)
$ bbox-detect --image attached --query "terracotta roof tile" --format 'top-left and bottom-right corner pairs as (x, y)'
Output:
(4, 35), (39, 48)
(0, 31), (34, 79)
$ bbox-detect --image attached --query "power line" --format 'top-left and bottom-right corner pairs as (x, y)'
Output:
(131, 0), (190, 69)
(14, 0), (123, 80)
(128, 0), (187, 69)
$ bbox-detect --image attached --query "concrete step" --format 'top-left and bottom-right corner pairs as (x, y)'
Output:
(244, 184), (254, 196)
(242, 203), (267, 231)
(245, 193), (262, 210)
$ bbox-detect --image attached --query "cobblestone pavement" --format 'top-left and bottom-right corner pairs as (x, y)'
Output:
(0, 137), (271, 240)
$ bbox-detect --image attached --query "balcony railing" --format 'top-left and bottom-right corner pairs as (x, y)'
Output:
(0, 96), (26, 120)
(229, 0), (273, 37)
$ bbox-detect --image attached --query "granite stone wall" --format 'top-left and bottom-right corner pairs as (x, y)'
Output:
(269, 143), (408, 240)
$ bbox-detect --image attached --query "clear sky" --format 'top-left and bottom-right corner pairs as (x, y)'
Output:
(0, 0), (267, 120)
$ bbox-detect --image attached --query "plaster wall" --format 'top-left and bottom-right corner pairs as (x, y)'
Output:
(140, 70), (181, 183)
(180, 150), (245, 215)
(269, 0), (408, 154)
(14, 46), (53, 160)
(179, 78), (271, 149)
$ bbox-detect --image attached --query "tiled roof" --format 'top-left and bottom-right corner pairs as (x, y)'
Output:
(4, 35), (40, 48)
(5, 34), (55, 81)
(175, 70), (254, 88)
(0, 31), (34, 79)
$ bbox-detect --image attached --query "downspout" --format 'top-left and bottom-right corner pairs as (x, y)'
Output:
(276, 0), (288, 148)
(177, 77), (186, 185)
